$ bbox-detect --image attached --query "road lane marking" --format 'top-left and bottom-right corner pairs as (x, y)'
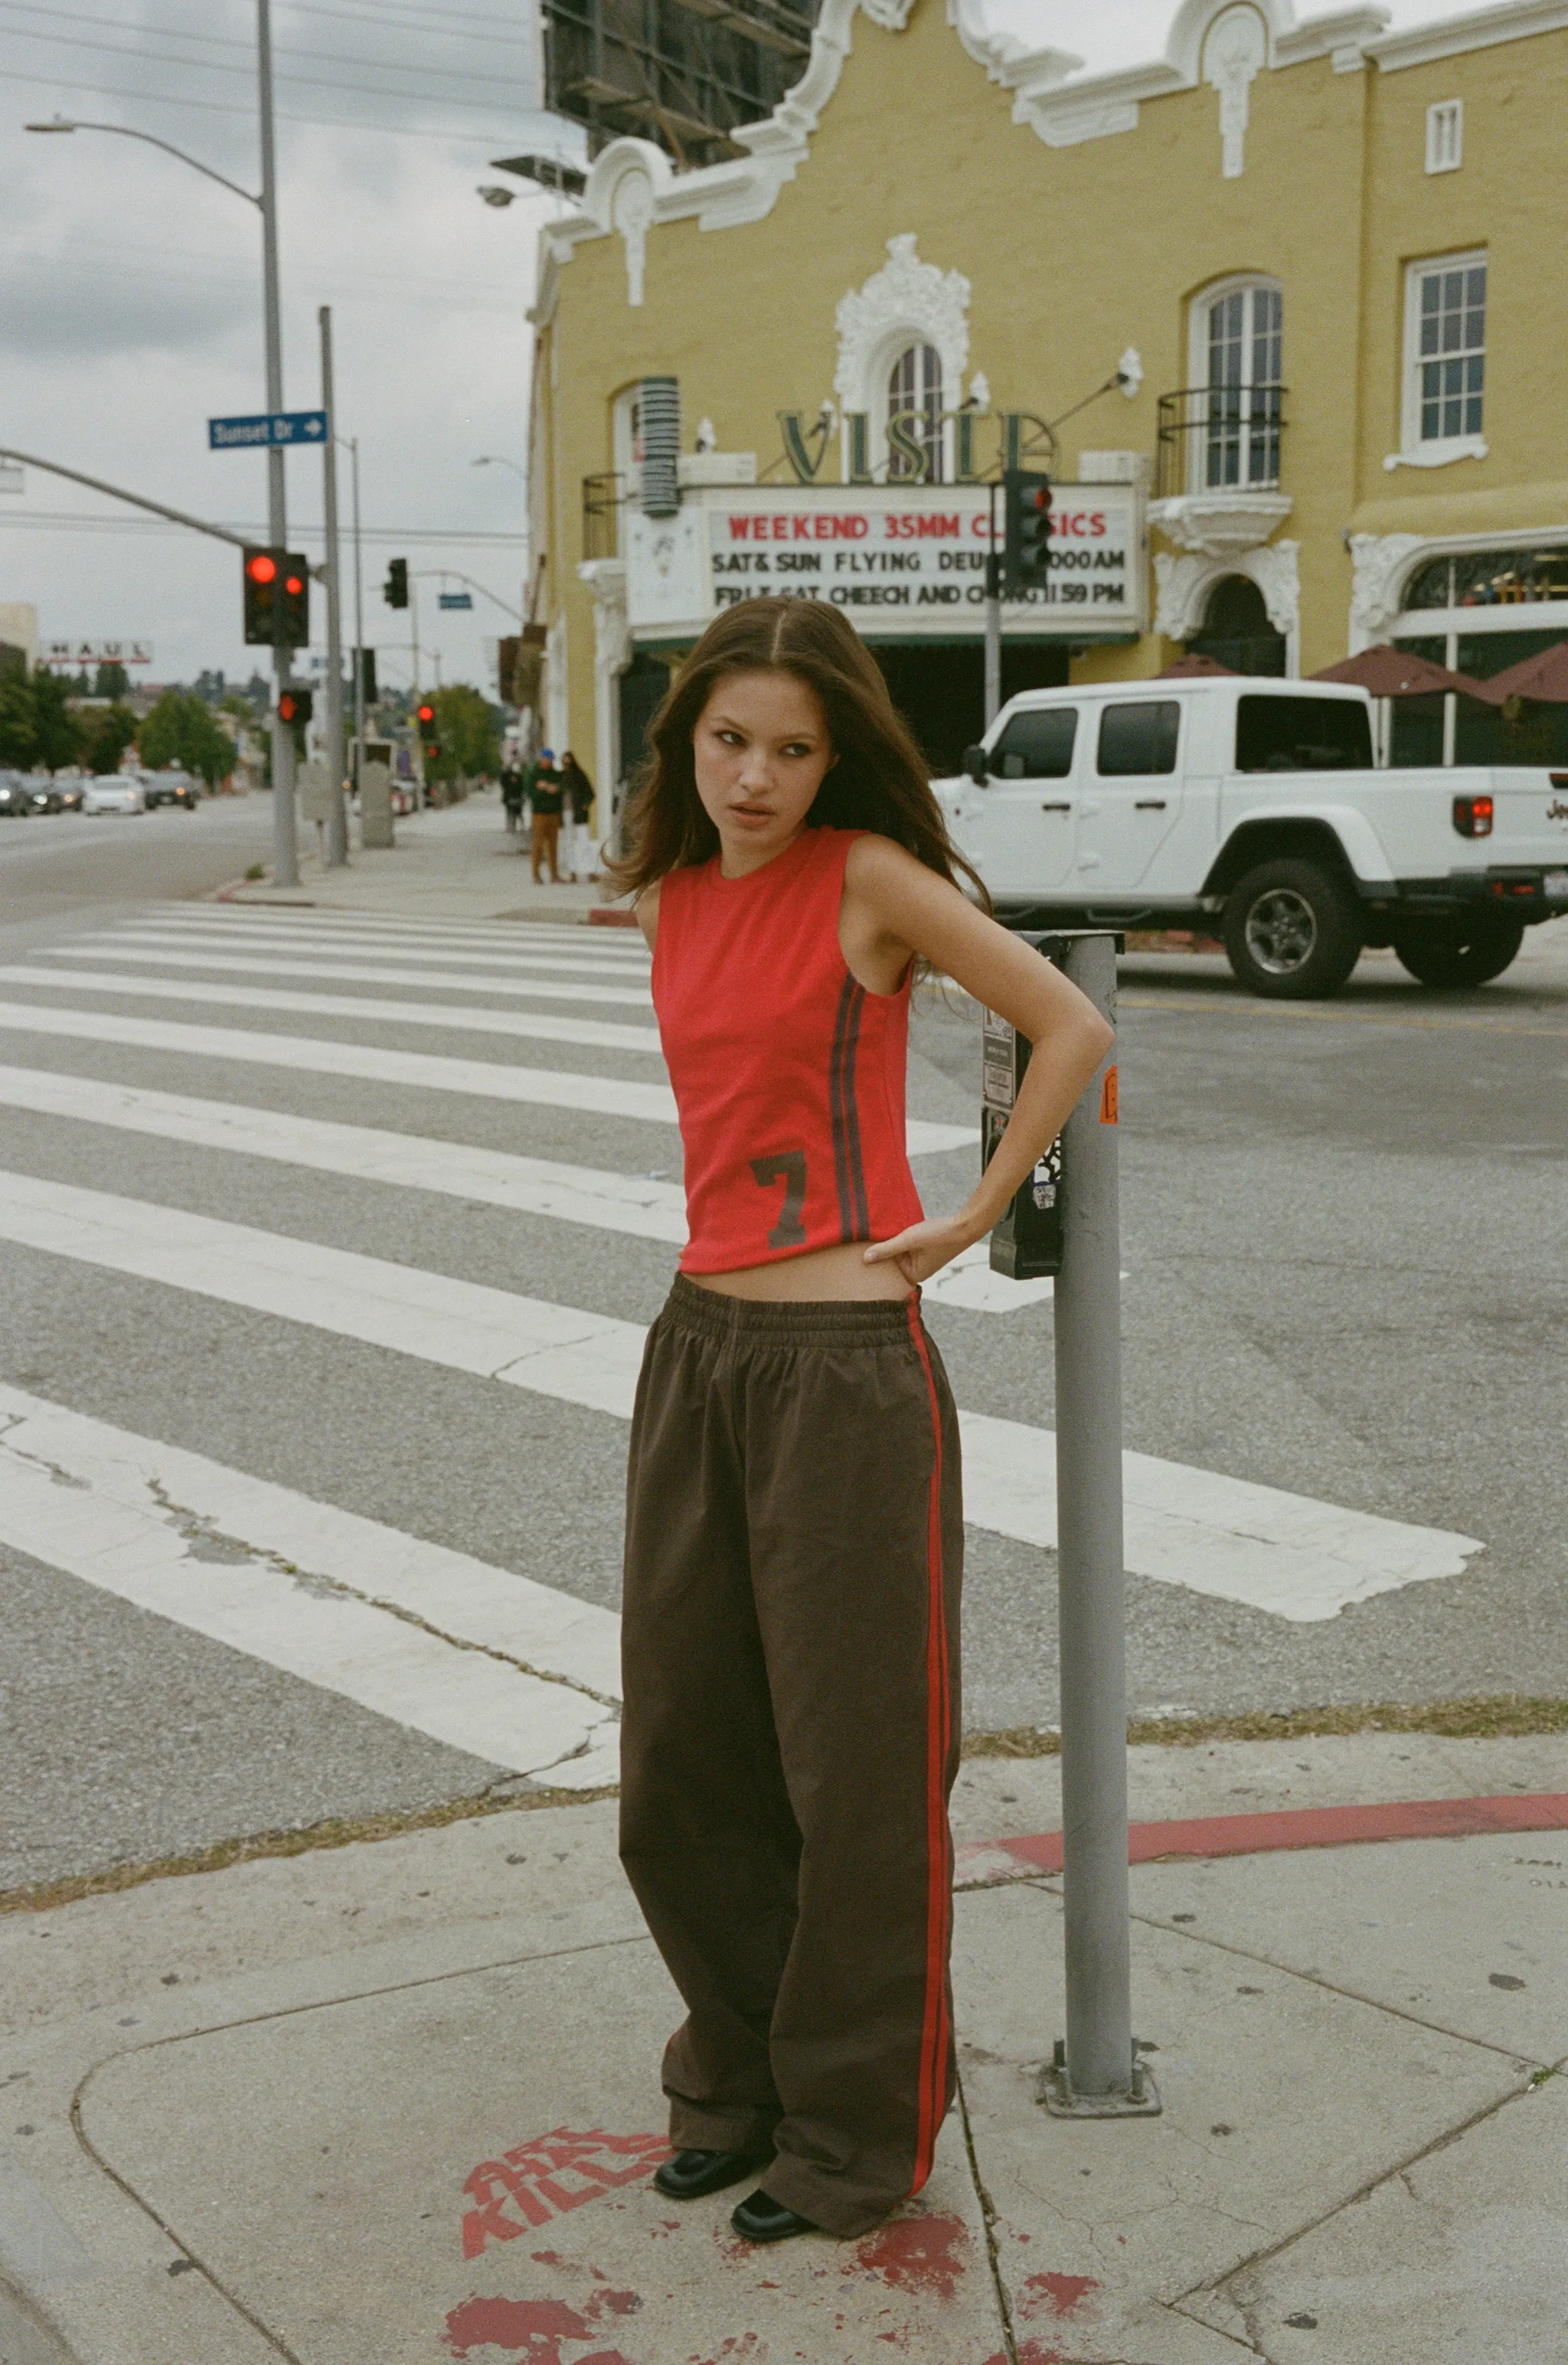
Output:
(0, 1065), (1039, 1307)
(0, 1174), (1483, 1621)
(0, 1003), (975, 1154)
(0, 1389), (619, 1786)
(0, 965), (665, 1056)
(43, 942), (656, 1010)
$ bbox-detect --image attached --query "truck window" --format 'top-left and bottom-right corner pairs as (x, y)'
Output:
(1236, 695), (1373, 771)
(990, 707), (1077, 779)
(1097, 701), (1179, 776)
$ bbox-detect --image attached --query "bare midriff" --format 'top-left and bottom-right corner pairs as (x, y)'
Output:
(688, 1240), (913, 1302)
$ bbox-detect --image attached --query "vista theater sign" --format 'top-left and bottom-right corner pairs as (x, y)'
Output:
(625, 482), (1146, 642)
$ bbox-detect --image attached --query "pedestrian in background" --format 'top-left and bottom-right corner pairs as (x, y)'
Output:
(529, 748), (564, 884)
(500, 761), (524, 835)
(609, 597), (1113, 2246)
(560, 750), (595, 881)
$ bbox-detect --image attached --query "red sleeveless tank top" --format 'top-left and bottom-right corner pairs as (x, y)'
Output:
(652, 826), (926, 1274)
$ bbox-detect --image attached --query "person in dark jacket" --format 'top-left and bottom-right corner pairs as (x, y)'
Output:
(560, 751), (595, 881)
(530, 748), (564, 883)
(501, 763), (525, 835)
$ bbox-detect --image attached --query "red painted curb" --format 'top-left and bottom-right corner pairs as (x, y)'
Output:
(957, 1792), (1568, 1883)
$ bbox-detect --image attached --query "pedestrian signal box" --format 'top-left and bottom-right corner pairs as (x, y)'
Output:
(982, 930), (1122, 1279)
(277, 688), (313, 726)
(1002, 470), (1053, 599)
(243, 546), (310, 646)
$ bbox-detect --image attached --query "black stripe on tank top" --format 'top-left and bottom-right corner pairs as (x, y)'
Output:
(830, 974), (871, 1241)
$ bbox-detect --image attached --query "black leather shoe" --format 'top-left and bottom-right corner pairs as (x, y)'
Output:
(654, 2148), (769, 2200)
(730, 2189), (818, 2243)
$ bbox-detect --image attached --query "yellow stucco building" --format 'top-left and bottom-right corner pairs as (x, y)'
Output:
(526, 0), (1568, 805)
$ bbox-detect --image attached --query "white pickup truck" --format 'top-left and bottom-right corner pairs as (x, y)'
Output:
(936, 677), (1568, 996)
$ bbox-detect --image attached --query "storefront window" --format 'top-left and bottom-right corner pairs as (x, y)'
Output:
(886, 342), (943, 482)
(1401, 544), (1568, 610)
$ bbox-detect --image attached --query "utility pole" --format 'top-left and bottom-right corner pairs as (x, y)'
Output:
(256, 0), (299, 889)
(410, 575), (424, 803)
(984, 477), (1002, 727)
(318, 305), (347, 866)
(348, 437), (366, 790)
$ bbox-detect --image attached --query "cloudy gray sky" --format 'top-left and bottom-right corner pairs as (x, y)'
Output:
(0, 0), (1494, 696)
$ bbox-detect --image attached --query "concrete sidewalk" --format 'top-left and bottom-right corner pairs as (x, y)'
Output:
(220, 792), (617, 926)
(3, 1730), (1564, 2365)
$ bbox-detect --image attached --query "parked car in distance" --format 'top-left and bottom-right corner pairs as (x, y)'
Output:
(24, 779), (64, 814)
(0, 773), (38, 818)
(81, 776), (147, 815)
(141, 770), (199, 811)
(51, 772), (87, 812)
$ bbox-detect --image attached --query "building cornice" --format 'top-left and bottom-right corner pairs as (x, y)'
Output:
(526, 0), (1567, 292)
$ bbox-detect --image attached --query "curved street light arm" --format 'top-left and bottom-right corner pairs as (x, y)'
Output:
(25, 116), (260, 208)
(0, 446), (250, 550)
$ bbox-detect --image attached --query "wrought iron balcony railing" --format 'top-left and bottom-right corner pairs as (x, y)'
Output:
(1155, 384), (1286, 501)
(582, 471), (626, 561)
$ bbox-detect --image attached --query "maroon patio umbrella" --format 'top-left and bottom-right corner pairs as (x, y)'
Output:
(1157, 652), (1238, 678)
(1311, 645), (1488, 698)
(1465, 639), (1568, 704)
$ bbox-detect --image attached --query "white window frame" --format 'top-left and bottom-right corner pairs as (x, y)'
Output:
(1388, 250), (1488, 472)
(1425, 100), (1462, 175)
(1184, 273), (1284, 494)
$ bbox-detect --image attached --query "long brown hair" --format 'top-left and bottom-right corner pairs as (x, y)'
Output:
(604, 597), (988, 906)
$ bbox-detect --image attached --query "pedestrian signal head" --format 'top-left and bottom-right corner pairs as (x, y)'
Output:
(277, 688), (314, 727)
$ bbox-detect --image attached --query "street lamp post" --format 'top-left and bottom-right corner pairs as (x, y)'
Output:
(28, 0), (301, 887)
(318, 305), (348, 867)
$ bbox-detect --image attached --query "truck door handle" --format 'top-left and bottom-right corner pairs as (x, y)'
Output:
(1135, 799), (1168, 810)
(1039, 800), (1071, 812)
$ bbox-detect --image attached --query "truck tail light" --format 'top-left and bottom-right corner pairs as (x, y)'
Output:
(1452, 794), (1493, 838)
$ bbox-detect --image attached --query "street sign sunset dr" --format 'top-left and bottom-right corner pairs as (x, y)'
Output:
(209, 410), (330, 450)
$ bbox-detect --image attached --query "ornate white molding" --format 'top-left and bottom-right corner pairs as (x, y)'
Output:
(1204, 6), (1268, 175)
(860, 0), (916, 26)
(833, 234), (971, 420)
(610, 168), (654, 306)
(1149, 489), (1293, 557)
(1154, 537), (1300, 645)
(1347, 531), (1426, 650)
(578, 559), (630, 813)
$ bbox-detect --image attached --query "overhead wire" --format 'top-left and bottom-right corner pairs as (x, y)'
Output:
(0, 2), (537, 87)
(0, 24), (535, 109)
(0, 61), (559, 140)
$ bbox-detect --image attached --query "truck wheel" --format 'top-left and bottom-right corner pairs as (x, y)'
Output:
(1391, 916), (1524, 988)
(1222, 859), (1363, 998)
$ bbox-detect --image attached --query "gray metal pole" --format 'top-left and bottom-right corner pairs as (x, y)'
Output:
(318, 305), (347, 867)
(983, 481), (1001, 727)
(257, 0), (299, 888)
(349, 437), (365, 789)
(1043, 934), (1157, 2117)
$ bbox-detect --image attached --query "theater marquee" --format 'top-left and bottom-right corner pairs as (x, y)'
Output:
(625, 484), (1145, 642)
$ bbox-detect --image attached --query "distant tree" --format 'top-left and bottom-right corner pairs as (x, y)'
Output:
(426, 684), (501, 784)
(30, 671), (83, 769)
(80, 704), (138, 775)
(0, 674), (83, 770)
(137, 688), (234, 787)
(93, 661), (131, 699)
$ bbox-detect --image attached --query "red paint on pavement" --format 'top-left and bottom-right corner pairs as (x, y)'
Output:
(461, 2129), (671, 2255)
(956, 1792), (1568, 1883)
(444, 2294), (592, 2355)
(851, 2211), (970, 2302)
(588, 907), (639, 927)
(1019, 2270), (1099, 2320)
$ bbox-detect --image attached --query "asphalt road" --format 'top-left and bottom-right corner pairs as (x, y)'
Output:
(1, 812), (1564, 1893)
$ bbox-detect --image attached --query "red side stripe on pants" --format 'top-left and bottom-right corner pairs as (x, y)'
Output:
(906, 1298), (952, 2190)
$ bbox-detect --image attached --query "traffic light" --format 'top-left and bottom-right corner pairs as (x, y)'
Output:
(242, 546), (310, 645)
(277, 687), (314, 727)
(1002, 471), (1053, 598)
(356, 647), (377, 703)
(416, 697), (438, 762)
(384, 558), (409, 610)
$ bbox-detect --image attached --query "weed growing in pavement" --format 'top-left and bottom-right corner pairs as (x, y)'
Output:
(961, 1694), (1568, 1757)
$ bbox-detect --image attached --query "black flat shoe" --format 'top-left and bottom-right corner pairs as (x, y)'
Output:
(730, 2189), (818, 2243)
(654, 2148), (769, 2200)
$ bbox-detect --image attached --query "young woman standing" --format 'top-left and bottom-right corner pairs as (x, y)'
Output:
(613, 598), (1114, 2245)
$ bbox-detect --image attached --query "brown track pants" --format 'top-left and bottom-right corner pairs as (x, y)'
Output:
(619, 1275), (963, 2237)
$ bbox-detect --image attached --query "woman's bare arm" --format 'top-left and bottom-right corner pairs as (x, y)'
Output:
(846, 836), (1115, 1285)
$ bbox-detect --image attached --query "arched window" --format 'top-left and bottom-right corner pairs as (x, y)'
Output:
(1187, 575), (1285, 676)
(1199, 282), (1282, 489)
(887, 341), (943, 482)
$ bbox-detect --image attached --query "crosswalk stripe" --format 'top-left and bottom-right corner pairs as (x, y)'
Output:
(0, 1065), (687, 1242)
(43, 943), (657, 1010)
(0, 965), (665, 1054)
(190, 908), (652, 958)
(0, 1002), (975, 1153)
(0, 1172), (1483, 1621)
(108, 923), (652, 978)
(0, 1387), (618, 1787)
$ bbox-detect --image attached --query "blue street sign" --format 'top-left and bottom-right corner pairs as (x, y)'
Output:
(437, 591), (474, 610)
(208, 409), (330, 450)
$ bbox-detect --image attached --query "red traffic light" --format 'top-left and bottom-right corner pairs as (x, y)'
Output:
(247, 552), (278, 584)
(277, 688), (314, 726)
(283, 573), (305, 596)
(416, 702), (436, 724)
